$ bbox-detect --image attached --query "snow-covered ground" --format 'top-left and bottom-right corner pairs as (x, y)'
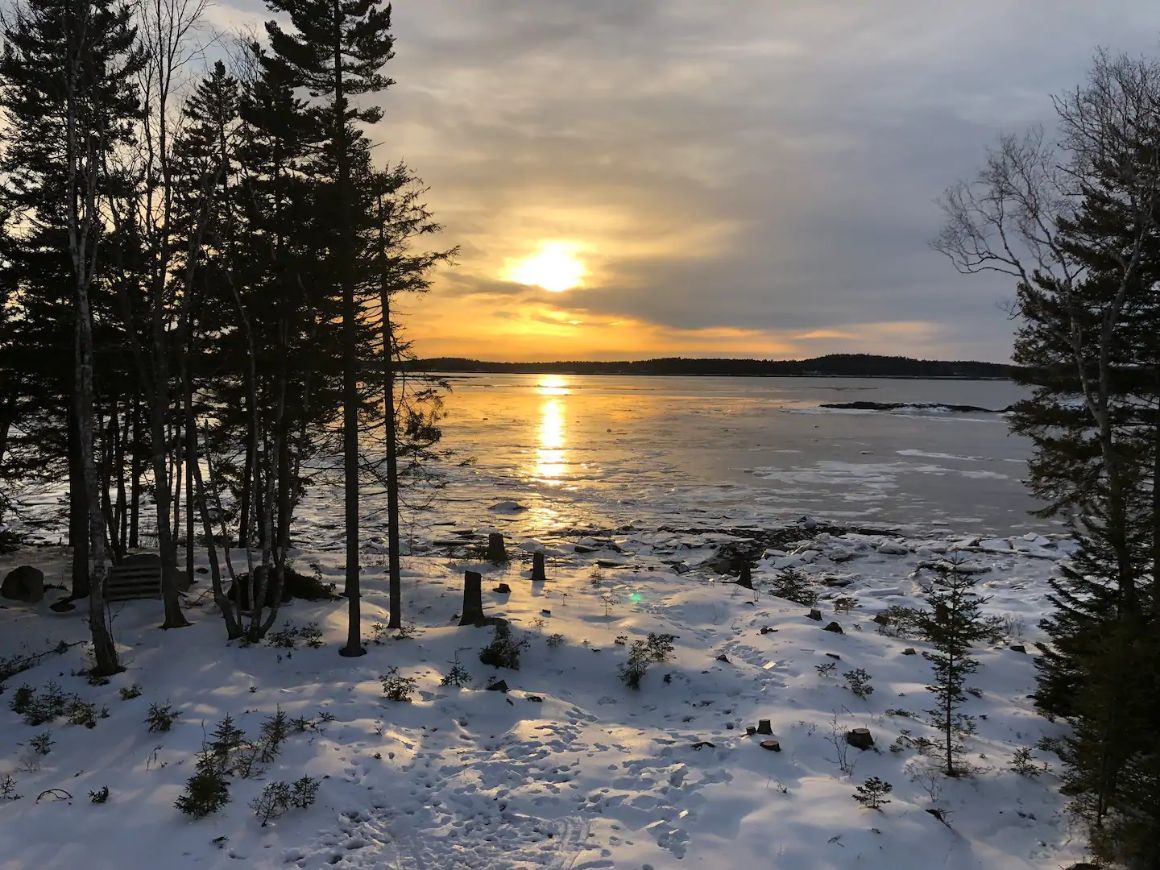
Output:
(0, 522), (1087, 869)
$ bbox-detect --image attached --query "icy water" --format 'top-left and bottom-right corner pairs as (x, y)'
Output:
(388, 373), (1048, 544)
(10, 374), (1047, 548)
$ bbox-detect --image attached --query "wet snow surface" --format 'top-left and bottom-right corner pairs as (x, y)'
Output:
(1, 377), (1084, 868)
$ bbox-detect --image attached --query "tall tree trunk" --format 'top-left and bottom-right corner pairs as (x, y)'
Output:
(67, 402), (90, 599)
(380, 235), (402, 629)
(335, 9), (364, 657)
(128, 402), (141, 549)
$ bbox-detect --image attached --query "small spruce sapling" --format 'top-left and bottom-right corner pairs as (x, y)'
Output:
(853, 776), (893, 809)
(844, 668), (874, 699)
(920, 559), (989, 777)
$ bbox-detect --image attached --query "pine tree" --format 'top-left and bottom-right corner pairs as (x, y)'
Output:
(920, 560), (989, 777)
(0, 0), (144, 672)
(263, 0), (396, 657)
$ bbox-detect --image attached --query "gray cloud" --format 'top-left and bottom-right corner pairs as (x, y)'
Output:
(217, 0), (1160, 361)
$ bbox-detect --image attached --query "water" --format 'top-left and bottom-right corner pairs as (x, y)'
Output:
(407, 374), (1047, 542)
(10, 374), (1049, 549)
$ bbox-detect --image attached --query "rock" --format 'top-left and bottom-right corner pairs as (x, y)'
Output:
(486, 680), (508, 693)
(493, 583), (511, 594)
(1009, 644), (1026, 653)
(716, 654), (731, 663)
(531, 551), (547, 582)
(846, 727), (874, 750)
(759, 626), (777, 635)
(872, 612), (890, 625)
(807, 608), (823, 621)
(823, 621), (843, 634)
(825, 652), (841, 660)
(525, 695), (543, 703)
(827, 550), (855, 563)
(488, 500), (527, 514)
(692, 741), (716, 750)
(2, 566), (44, 603)
(759, 739), (781, 752)
(823, 575), (853, 587)
(798, 515), (818, 530)
(540, 609), (551, 616)
(756, 719), (773, 735)
(902, 647), (917, 656)
(877, 541), (909, 555)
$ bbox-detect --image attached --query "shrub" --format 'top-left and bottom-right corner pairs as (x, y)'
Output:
(66, 699), (101, 728)
(546, 633), (565, 648)
(175, 751), (231, 818)
(268, 622), (324, 650)
(29, 731), (54, 755)
(249, 776), (319, 825)
(479, 623), (529, 670)
(853, 776), (893, 810)
(768, 569), (818, 606)
(440, 655), (472, 688)
(843, 668), (874, 699)
(874, 605), (926, 639)
(9, 684), (34, 715)
(257, 709), (290, 763)
(119, 684), (142, 701)
(0, 774), (19, 801)
(380, 668), (418, 702)
(146, 703), (180, 733)
(89, 786), (110, 804)
(1010, 746), (1046, 777)
(643, 633), (676, 663)
(815, 662), (837, 678)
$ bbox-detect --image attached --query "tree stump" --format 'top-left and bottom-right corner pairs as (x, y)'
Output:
(459, 570), (485, 626)
(736, 562), (753, 589)
(531, 551), (547, 582)
(759, 739), (781, 752)
(486, 533), (507, 563)
(807, 608), (822, 621)
(846, 727), (874, 750)
(757, 719), (773, 735)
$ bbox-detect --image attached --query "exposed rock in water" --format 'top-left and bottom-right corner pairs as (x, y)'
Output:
(819, 401), (1004, 413)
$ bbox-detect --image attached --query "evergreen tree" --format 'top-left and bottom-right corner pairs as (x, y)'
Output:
(262, 0), (396, 657)
(0, 0), (144, 672)
(920, 560), (989, 777)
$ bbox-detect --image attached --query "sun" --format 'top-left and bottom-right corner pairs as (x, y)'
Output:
(506, 242), (586, 293)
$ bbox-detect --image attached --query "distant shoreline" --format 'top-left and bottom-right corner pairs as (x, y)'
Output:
(410, 354), (1016, 381)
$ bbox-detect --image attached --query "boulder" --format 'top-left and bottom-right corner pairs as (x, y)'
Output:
(822, 621), (843, 634)
(2, 565), (44, 603)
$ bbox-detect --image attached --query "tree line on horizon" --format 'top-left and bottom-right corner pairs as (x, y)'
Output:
(938, 49), (1160, 866)
(411, 353), (1015, 380)
(0, 0), (452, 670)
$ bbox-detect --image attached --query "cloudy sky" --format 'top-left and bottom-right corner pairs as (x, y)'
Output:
(222, 0), (1160, 362)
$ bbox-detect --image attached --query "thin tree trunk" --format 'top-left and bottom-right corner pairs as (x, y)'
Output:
(379, 220), (402, 629)
(129, 402), (141, 549)
(67, 402), (90, 598)
(335, 6), (364, 657)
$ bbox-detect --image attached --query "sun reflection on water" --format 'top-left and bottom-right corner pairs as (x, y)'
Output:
(536, 397), (567, 482)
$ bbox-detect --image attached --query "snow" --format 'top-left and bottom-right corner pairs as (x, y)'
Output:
(0, 526), (1085, 869)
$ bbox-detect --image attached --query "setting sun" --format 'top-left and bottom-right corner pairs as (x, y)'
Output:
(506, 242), (585, 293)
